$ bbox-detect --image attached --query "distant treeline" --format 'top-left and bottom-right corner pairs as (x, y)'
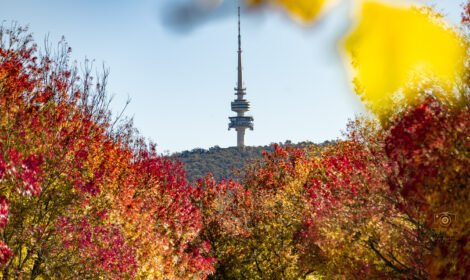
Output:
(172, 140), (335, 182)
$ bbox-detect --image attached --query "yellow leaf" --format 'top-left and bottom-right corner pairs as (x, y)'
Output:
(342, 1), (466, 119)
(247, 0), (333, 23)
(276, 0), (328, 22)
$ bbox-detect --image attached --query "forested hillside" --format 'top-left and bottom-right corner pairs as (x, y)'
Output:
(173, 141), (334, 182)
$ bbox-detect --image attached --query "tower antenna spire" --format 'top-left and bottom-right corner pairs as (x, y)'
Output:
(229, 2), (254, 149)
(237, 3), (243, 93)
(238, 4), (241, 52)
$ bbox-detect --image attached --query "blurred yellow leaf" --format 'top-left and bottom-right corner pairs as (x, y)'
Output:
(343, 1), (466, 118)
(276, 0), (328, 21)
(247, 0), (330, 22)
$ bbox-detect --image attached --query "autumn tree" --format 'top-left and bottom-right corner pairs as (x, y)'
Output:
(0, 24), (222, 279)
(190, 175), (253, 279)
(384, 94), (469, 278)
(193, 145), (322, 279)
(0, 24), (139, 278)
(110, 140), (216, 279)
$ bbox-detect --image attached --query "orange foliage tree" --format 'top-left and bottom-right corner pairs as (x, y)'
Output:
(0, 25), (215, 279)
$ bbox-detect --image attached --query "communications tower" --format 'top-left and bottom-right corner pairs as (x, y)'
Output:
(228, 6), (254, 148)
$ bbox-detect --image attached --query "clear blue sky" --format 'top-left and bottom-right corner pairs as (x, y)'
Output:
(0, 0), (464, 153)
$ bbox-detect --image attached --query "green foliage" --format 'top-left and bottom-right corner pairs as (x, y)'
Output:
(173, 141), (332, 182)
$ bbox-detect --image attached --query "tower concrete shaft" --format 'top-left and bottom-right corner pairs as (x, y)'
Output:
(236, 128), (245, 148)
(228, 5), (253, 149)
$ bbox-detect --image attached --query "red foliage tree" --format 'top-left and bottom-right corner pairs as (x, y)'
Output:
(385, 95), (470, 278)
(0, 24), (141, 278)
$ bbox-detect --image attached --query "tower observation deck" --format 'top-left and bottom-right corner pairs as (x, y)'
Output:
(228, 6), (254, 148)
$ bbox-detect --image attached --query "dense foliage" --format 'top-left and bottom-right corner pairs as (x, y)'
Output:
(0, 1), (469, 278)
(173, 141), (331, 182)
(0, 25), (214, 279)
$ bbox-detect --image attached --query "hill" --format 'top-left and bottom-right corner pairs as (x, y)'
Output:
(172, 140), (335, 182)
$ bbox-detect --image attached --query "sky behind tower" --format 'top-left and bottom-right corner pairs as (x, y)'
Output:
(0, 0), (464, 152)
